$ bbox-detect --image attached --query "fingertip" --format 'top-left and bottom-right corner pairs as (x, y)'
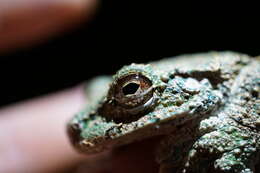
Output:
(0, 85), (88, 173)
(0, 0), (99, 53)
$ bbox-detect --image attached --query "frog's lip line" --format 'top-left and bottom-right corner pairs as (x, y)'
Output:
(78, 110), (191, 153)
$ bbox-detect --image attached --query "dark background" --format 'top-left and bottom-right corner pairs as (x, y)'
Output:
(0, 1), (259, 106)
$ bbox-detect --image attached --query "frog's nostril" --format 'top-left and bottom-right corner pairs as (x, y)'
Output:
(122, 82), (140, 95)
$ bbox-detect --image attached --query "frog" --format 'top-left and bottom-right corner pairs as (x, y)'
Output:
(67, 52), (260, 173)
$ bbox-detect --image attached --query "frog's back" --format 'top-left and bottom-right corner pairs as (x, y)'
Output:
(151, 51), (251, 77)
(155, 52), (260, 173)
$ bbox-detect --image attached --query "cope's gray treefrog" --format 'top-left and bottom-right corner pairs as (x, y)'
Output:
(67, 52), (260, 173)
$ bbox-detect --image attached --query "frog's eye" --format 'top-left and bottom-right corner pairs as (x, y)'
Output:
(122, 82), (140, 95)
(100, 73), (155, 123)
(114, 74), (153, 108)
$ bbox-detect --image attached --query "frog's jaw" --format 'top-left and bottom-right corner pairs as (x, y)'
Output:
(68, 106), (218, 154)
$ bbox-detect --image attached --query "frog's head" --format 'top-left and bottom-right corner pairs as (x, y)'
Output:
(67, 63), (220, 153)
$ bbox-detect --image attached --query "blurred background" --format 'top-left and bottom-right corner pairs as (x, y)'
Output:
(0, 1), (259, 106)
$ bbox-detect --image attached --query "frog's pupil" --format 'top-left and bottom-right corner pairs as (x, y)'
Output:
(122, 82), (140, 95)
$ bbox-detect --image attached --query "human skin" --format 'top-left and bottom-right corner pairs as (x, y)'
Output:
(0, 86), (157, 173)
(0, 0), (99, 172)
(0, 0), (98, 53)
(0, 1), (157, 172)
(0, 86), (89, 173)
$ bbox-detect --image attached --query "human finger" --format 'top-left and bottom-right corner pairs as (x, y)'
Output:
(0, 0), (98, 53)
(0, 85), (101, 173)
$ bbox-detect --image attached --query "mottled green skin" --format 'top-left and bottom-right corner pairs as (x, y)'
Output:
(67, 52), (260, 173)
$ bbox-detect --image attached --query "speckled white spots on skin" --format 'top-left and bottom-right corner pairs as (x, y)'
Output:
(68, 52), (260, 173)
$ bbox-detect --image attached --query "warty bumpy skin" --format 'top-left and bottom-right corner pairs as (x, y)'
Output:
(67, 52), (260, 173)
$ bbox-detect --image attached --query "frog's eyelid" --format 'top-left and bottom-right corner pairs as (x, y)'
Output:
(125, 96), (155, 114)
(115, 87), (153, 100)
(122, 80), (140, 88)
